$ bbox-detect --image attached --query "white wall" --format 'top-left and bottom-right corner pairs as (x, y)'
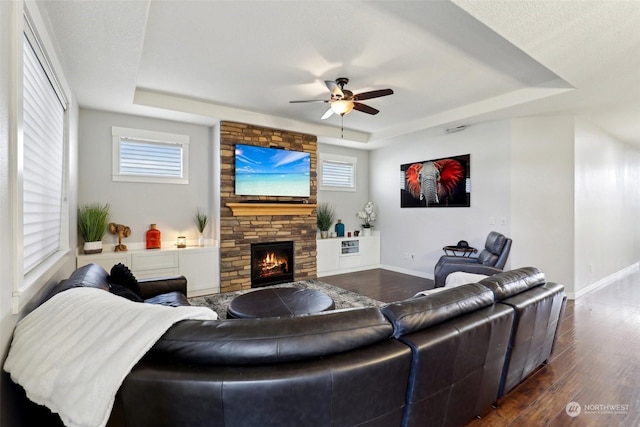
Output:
(369, 121), (511, 278)
(0, 0), (15, 374)
(574, 118), (640, 294)
(510, 117), (576, 292)
(78, 109), (215, 247)
(317, 143), (370, 234)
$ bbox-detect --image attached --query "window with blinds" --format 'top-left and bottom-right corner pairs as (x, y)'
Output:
(22, 33), (66, 274)
(112, 127), (190, 184)
(319, 153), (357, 191)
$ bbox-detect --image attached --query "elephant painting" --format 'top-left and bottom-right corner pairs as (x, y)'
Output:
(401, 154), (470, 208)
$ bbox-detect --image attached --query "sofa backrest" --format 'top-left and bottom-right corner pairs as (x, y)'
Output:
(150, 306), (394, 365)
(496, 281), (566, 396)
(40, 263), (110, 306)
(479, 266), (546, 300)
(381, 283), (494, 338)
(398, 303), (515, 427)
(381, 282), (515, 427)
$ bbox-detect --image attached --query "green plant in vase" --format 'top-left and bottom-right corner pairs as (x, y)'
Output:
(194, 209), (208, 247)
(78, 203), (110, 254)
(316, 202), (336, 239)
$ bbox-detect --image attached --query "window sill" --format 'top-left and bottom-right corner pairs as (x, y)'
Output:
(13, 248), (72, 314)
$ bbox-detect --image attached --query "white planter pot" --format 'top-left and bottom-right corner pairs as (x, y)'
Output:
(320, 231), (329, 239)
(362, 228), (372, 237)
(83, 241), (103, 254)
(198, 233), (205, 247)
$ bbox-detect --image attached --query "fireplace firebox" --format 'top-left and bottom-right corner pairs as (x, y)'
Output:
(250, 241), (294, 288)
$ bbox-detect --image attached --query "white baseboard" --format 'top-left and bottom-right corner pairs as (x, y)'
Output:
(379, 264), (433, 280)
(569, 262), (640, 300)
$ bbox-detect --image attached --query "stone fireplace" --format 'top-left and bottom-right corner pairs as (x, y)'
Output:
(219, 121), (318, 293)
(251, 241), (294, 287)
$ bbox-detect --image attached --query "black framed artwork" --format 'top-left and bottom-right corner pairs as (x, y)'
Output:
(400, 154), (470, 208)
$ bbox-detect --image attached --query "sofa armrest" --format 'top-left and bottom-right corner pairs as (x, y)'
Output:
(444, 264), (504, 277)
(435, 263), (501, 287)
(138, 276), (187, 299)
(435, 255), (479, 269)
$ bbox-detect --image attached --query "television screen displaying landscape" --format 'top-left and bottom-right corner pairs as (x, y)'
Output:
(235, 144), (311, 197)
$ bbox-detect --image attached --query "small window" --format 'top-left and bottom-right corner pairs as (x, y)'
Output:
(112, 126), (189, 184)
(319, 153), (357, 191)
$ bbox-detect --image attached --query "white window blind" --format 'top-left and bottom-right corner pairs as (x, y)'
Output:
(22, 34), (66, 273)
(112, 127), (189, 184)
(319, 154), (357, 191)
(119, 139), (183, 177)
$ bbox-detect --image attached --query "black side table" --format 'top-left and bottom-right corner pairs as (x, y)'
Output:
(442, 246), (477, 257)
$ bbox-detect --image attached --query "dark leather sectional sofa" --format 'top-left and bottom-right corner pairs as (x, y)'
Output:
(8, 264), (565, 427)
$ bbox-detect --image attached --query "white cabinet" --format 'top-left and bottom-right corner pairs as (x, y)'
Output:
(131, 251), (179, 279)
(77, 246), (220, 297)
(316, 232), (380, 277)
(75, 252), (129, 273)
(317, 239), (340, 274)
(178, 247), (219, 297)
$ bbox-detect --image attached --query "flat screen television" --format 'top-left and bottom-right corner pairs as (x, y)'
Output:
(235, 144), (311, 197)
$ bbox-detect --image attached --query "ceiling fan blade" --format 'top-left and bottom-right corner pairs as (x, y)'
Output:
(353, 89), (394, 101)
(321, 108), (334, 120)
(353, 102), (379, 115)
(289, 99), (328, 103)
(325, 80), (344, 99)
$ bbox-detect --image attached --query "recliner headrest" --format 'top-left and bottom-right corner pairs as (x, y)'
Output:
(485, 231), (507, 255)
(381, 283), (494, 338)
(478, 267), (546, 300)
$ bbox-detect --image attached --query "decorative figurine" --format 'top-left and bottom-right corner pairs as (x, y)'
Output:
(109, 223), (131, 252)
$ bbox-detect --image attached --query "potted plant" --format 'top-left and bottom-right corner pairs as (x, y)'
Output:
(194, 209), (208, 247)
(356, 201), (377, 236)
(316, 202), (336, 239)
(78, 203), (110, 254)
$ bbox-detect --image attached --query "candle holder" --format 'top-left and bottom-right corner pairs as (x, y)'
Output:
(177, 236), (187, 248)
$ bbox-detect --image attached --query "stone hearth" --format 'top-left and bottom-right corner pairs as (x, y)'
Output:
(219, 122), (317, 293)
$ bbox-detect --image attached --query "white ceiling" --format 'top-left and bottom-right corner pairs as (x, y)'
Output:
(36, 0), (640, 149)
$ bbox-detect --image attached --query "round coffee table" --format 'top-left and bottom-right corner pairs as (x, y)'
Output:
(226, 287), (335, 319)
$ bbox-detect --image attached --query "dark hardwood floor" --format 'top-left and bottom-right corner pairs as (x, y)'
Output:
(321, 268), (640, 426)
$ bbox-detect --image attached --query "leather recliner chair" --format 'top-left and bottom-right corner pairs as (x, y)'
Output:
(433, 231), (512, 287)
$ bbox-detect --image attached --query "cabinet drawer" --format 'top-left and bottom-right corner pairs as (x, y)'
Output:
(339, 255), (361, 270)
(77, 254), (130, 272)
(134, 267), (180, 280)
(131, 252), (178, 271)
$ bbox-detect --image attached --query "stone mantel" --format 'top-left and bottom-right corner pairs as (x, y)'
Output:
(226, 203), (317, 217)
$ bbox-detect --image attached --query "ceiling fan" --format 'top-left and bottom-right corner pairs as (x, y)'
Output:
(290, 78), (393, 119)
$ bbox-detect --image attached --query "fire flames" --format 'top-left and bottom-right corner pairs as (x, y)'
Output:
(257, 251), (289, 277)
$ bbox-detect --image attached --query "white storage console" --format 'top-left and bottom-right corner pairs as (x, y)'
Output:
(77, 245), (220, 297)
(316, 232), (380, 277)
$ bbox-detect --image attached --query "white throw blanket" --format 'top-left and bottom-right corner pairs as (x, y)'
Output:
(445, 271), (488, 287)
(414, 272), (489, 297)
(4, 287), (217, 427)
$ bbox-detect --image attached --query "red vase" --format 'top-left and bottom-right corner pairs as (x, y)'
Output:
(146, 224), (161, 249)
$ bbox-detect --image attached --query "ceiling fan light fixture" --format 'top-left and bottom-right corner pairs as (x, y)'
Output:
(331, 100), (354, 116)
